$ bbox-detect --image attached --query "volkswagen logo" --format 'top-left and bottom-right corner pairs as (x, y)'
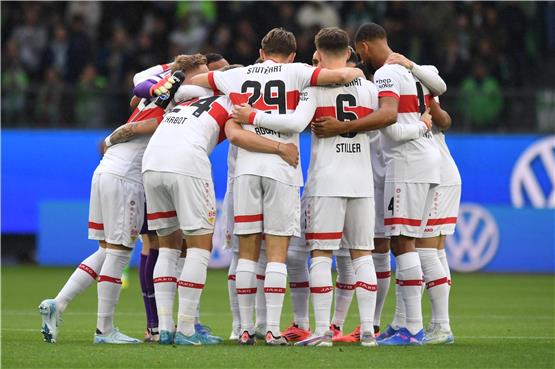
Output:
(445, 203), (499, 272)
(510, 136), (555, 208)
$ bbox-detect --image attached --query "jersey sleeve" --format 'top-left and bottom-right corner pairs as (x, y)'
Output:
(411, 64), (447, 97)
(253, 87), (317, 133)
(133, 64), (169, 86)
(290, 63), (321, 89)
(381, 121), (428, 142)
(210, 68), (244, 95)
(374, 66), (401, 99)
(174, 85), (213, 103)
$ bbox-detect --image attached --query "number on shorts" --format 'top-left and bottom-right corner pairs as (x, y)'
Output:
(240, 80), (286, 113)
(388, 197), (394, 213)
(336, 94), (358, 138)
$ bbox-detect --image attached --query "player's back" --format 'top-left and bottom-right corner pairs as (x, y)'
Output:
(142, 95), (232, 181)
(210, 60), (320, 186)
(304, 78), (377, 198)
(374, 64), (440, 184)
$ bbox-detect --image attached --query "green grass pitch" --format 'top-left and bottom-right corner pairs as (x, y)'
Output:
(2, 266), (554, 369)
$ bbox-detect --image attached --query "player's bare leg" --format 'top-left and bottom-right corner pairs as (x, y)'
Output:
(94, 242), (140, 343)
(236, 233), (261, 344)
(263, 235), (290, 345)
(174, 233), (221, 345)
(39, 241), (107, 343)
(350, 249), (378, 347)
(152, 229), (182, 344)
(139, 234), (160, 342)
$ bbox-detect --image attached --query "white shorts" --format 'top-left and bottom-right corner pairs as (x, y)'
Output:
(222, 182), (239, 251)
(374, 180), (386, 239)
(88, 173), (144, 248)
(421, 184), (461, 237)
(143, 171), (216, 236)
(303, 196), (375, 252)
(233, 175), (300, 237)
(384, 182), (437, 238)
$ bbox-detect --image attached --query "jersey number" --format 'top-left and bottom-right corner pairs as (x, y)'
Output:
(190, 96), (220, 117)
(241, 80), (286, 114)
(336, 94), (358, 138)
(388, 197), (394, 214)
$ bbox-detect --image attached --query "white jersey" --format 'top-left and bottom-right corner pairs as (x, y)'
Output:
(209, 60), (321, 186)
(368, 130), (386, 188)
(374, 64), (441, 184)
(142, 95), (233, 180)
(433, 125), (461, 185)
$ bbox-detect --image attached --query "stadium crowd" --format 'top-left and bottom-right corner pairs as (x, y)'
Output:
(2, 1), (553, 130)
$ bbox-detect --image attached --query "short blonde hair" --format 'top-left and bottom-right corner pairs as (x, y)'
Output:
(171, 54), (207, 73)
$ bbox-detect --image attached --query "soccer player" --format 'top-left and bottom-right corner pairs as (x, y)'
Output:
(233, 27), (386, 347)
(205, 53), (229, 70)
(191, 27), (363, 345)
(311, 22), (445, 345)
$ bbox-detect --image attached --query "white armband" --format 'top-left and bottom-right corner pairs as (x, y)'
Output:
(104, 135), (113, 148)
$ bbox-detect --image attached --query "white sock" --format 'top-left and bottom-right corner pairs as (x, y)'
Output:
(418, 248), (450, 331)
(372, 252), (391, 328)
(309, 256), (333, 335)
(177, 256), (185, 275)
(255, 250), (267, 329)
(153, 248), (181, 333)
(177, 248), (210, 336)
(228, 252), (240, 332)
(287, 250), (310, 330)
(55, 247), (106, 313)
(391, 273), (406, 330)
(96, 248), (131, 334)
(332, 255), (355, 330)
(236, 258), (257, 335)
(437, 249), (452, 282)
(352, 255), (377, 334)
(396, 252), (424, 335)
(264, 262), (287, 336)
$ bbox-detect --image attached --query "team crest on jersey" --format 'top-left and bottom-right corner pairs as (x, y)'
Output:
(208, 210), (216, 225)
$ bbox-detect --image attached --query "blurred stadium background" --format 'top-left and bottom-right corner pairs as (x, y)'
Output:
(2, 1), (554, 274)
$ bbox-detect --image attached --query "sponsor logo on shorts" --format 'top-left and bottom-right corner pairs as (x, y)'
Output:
(445, 203), (499, 272)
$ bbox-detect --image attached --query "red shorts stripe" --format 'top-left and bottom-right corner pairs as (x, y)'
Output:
(376, 271), (391, 279)
(305, 232), (343, 240)
(310, 286), (333, 293)
(178, 280), (205, 289)
(78, 263), (98, 280)
(98, 275), (122, 284)
(397, 279), (423, 287)
(228, 274), (236, 281)
(237, 287), (257, 295)
(426, 217), (458, 226)
(264, 287), (286, 294)
(356, 281), (378, 292)
(426, 277), (450, 289)
(289, 281), (309, 288)
(153, 276), (178, 284)
(88, 221), (104, 230)
(335, 282), (355, 290)
(384, 217), (421, 226)
(256, 274), (265, 280)
(147, 210), (177, 221)
(234, 214), (263, 223)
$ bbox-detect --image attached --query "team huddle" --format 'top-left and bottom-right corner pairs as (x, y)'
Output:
(39, 22), (461, 347)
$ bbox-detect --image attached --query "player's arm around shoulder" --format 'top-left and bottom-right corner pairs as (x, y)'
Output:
(429, 97), (452, 130)
(103, 118), (160, 150)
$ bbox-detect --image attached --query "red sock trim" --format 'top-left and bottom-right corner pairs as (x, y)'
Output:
(426, 277), (449, 289)
(310, 286), (333, 293)
(264, 287), (286, 294)
(228, 274), (236, 281)
(397, 279), (423, 286)
(289, 281), (309, 288)
(376, 271), (391, 279)
(153, 276), (178, 284)
(335, 282), (355, 290)
(256, 274), (266, 280)
(355, 281), (378, 292)
(236, 287), (257, 294)
(98, 275), (122, 284)
(178, 280), (205, 289)
(78, 263), (98, 280)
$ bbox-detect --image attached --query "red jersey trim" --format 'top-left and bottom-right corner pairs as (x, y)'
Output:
(207, 72), (221, 95)
(248, 111), (256, 124)
(310, 67), (322, 86)
(378, 91), (400, 99)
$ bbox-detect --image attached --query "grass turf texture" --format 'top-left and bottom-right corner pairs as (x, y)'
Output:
(2, 266), (554, 369)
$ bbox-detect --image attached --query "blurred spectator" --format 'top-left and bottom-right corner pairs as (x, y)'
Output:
(10, 4), (48, 79)
(297, 2), (340, 29)
(459, 62), (504, 130)
(43, 25), (69, 78)
(65, 1), (102, 40)
(1, 39), (29, 125)
(36, 67), (65, 126)
(76, 65), (107, 128)
(66, 15), (92, 83)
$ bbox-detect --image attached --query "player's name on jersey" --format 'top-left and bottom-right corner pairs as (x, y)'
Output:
(254, 126), (292, 138)
(246, 64), (283, 75)
(336, 142), (362, 153)
(164, 116), (188, 125)
(345, 78), (362, 87)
